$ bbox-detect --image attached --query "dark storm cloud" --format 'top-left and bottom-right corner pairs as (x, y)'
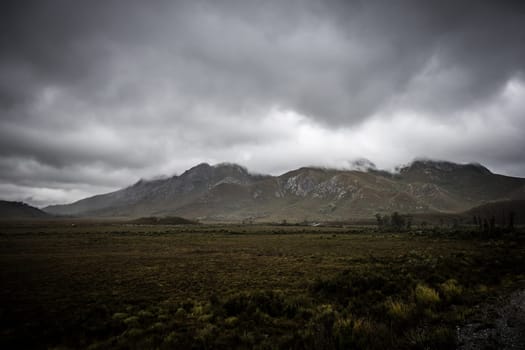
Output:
(4, 0), (522, 123)
(1, 0), (525, 205)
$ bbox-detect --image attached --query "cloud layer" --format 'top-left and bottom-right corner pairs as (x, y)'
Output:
(1, 0), (525, 206)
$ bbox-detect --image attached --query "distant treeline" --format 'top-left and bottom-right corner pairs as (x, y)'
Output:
(375, 212), (413, 231)
(375, 205), (521, 236)
(467, 200), (525, 226)
(129, 216), (198, 225)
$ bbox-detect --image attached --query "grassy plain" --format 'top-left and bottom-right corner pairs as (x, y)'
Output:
(1, 222), (524, 349)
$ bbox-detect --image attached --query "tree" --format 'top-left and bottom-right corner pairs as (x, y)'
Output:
(375, 213), (383, 228)
(382, 214), (391, 227)
(477, 216), (483, 231)
(489, 215), (496, 234)
(406, 215), (413, 230)
(508, 211), (515, 231)
(391, 212), (405, 231)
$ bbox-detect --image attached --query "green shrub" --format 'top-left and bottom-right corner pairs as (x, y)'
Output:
(111, 312), (128, 320)
(439, 279), (463, 301)
(125, 327), (143, 337)
(385, 299), (413, 320)
(415, 284), (440, 305)
(123, 316), (140, 327)
(406, 326), (455, 349)
(149, 322), (165, 331)
(137, 309), (154, 319)
(303, 304), (337, 350)
(163, 331), (178, 345)
(224, 316), (238, 327)
(174, 307), (186, 319)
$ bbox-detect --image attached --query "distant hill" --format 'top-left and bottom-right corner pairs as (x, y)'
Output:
(43, 161), (525, 222)
(0, 200), (53, 219)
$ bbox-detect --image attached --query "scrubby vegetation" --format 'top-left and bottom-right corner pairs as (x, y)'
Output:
(0, 222), (524, 349)
(375, 210), (522, 238)
(129, 216), (198, 225)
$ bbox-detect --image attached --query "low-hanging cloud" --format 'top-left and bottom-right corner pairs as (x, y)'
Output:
(1, 0), (525, 206)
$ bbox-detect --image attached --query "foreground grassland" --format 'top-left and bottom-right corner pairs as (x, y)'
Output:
(0, 223), (524, 349)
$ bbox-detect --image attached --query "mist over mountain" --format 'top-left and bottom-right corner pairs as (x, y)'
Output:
(43, 160), (525, 222)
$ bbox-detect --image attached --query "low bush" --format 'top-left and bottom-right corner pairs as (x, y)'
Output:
(415, 284), (440, 305)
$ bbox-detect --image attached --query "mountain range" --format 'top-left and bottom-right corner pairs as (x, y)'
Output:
(42, 160), (525, 222)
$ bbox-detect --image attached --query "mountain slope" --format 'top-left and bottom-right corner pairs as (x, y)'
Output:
(45, 163), (263, 216)
(43, 161), (525, 221)
(0, 200), (53, 219)
(398, 160), (524, 206)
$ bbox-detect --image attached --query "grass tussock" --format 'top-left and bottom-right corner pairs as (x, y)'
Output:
(415, 284), (441, 305)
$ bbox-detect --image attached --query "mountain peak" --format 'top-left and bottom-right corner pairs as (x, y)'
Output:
(189, 162), (212, 171)
(350, 158), (377, 172)
(467, 162), (492, 174)
(180, 163), (213, 177)
(400, 159), (491, 175)
(181, 162), (252, 177)
(214, 162), (249, 174)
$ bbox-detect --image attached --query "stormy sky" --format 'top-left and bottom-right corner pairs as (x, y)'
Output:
(1, 0), (525, 207)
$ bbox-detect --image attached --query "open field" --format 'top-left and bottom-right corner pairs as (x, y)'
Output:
(1, 222), (524, 349)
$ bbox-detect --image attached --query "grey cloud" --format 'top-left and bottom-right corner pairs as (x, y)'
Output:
(1, 0), (525, 206)
(3, 1), (525, 123)
(0, 157), (129, 188)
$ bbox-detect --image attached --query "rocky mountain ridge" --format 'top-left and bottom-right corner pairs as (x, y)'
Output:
(43, 160), (525, 222)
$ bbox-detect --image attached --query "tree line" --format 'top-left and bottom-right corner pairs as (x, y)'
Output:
(375, 212), (412, 231)
(374, 210), (516, 235)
